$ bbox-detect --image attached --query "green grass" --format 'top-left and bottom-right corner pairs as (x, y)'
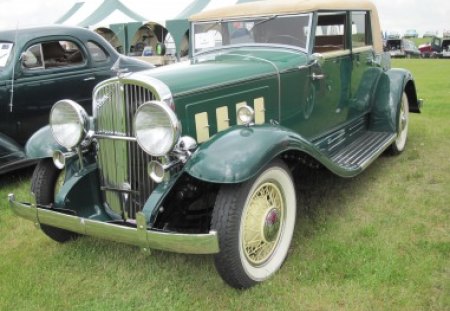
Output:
(412, 37), (431, 46)
(1, 59), (449, 310)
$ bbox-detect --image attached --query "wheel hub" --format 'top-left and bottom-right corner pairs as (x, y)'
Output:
(401, 113), (407, 131)
(263, 208), (281, 242)
(242, 182), (285, 266)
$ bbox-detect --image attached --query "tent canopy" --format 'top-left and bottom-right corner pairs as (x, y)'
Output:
(56, 0), (261, 56)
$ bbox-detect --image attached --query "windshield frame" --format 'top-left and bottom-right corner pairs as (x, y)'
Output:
(0, 41), (15, 70)
(190, 13), (313, 57)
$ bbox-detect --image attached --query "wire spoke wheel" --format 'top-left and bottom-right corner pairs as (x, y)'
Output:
(242, 182), (285, 266)
(211, 160), (296, 289)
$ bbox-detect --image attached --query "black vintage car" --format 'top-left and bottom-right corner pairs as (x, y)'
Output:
(0, 25), (153, 174)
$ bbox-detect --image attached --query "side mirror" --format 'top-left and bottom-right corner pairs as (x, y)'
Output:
(310, 53), (325, 67)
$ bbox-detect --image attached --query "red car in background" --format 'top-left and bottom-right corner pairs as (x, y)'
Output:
(419, 33), (450, 58)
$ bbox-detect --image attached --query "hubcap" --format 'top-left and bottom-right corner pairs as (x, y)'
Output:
(263, 208), (281, 242)
(400, 106), (408, 131)
(242, 182), (284, 266)
(396, 95), (409, 149)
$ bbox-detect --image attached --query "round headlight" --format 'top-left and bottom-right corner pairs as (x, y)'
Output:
(50, 100), (88, 150)
(237, 105), (255, 125)
(134, 101), (181, 157)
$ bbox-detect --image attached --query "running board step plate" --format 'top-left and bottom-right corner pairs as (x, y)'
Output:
(329, 131), (396, 170)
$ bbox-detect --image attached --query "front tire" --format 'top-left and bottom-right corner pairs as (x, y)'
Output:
(390, 92), (409, 155)
(211, 160), (296, 288)
(31, 159), (79, 243)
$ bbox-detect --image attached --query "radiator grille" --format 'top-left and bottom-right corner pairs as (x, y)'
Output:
(94, 81), (156, 219)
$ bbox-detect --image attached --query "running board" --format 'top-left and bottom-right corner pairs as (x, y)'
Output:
(328, 131), (396, 170)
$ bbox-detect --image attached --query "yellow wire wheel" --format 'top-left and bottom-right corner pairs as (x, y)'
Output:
(212, 160), (296, 288)
(241, 181), (285, 266)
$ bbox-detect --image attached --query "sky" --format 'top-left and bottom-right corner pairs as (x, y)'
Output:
(0, 0), (449, 36)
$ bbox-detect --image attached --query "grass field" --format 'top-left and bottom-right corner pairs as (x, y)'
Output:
(412, 38), (431, 46)
(1, 59), (449, 310)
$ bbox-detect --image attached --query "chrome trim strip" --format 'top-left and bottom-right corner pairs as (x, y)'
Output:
(93, 74), (173, 115)
(8, 196), (220, 254)
(101, 186), (139, 194)
(93, 134), (137, 141)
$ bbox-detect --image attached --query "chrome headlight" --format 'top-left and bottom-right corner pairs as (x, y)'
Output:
(50, 100), (88, 150)
(237, 105), (255, 125)
(134, 101), (181, 157)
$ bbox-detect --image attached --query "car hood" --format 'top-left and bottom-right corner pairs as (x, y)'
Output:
(132, 47), (308, 97)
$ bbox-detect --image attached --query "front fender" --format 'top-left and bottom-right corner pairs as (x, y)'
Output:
(184, 125), (321, 183)
(25, 126), (66, 159)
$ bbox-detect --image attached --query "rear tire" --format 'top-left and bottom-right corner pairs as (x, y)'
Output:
(390, 92), (409, 155)
(211, 160), (296, 288)
(31, 159), (79, 243)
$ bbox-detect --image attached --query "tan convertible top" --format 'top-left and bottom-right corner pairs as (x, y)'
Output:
(190, 0), (383, 53)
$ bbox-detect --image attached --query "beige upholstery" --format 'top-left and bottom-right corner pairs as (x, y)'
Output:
(314, 35), (345, 52)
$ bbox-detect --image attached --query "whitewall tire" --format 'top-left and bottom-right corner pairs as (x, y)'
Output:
(211, 160), (296, 288)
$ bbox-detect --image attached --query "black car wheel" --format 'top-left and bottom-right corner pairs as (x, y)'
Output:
(31, 159), (79, 243)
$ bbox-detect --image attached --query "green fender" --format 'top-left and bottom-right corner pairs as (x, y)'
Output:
(183, 124), (357, 184)
(25, 125), (66, 159)
(369, 68), (417, 133)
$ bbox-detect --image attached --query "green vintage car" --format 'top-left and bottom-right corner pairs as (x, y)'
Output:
(9, 0), (422, 289)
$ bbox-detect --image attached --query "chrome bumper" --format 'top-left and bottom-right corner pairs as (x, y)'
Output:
(8, 194), (219, 254)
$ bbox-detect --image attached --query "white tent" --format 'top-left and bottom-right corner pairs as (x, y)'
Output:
(56, 0), (261, 56)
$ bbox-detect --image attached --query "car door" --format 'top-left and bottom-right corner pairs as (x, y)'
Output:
(11, 36), (98, 144)
(83, 40), (115, 98)
(431, 36), (442, 53)
(348, 10), (379, 120)
(304, 11), (352, 138)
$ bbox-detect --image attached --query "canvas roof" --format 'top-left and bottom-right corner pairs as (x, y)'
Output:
(191, 0), (383, 53)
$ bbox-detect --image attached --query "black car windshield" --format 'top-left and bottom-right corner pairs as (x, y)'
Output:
(192, 14), (311, 54)
(0, 42), (14, 69)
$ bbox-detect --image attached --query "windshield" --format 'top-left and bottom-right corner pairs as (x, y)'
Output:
(192, 14), (311, 55)
(0, 42), (14, 68)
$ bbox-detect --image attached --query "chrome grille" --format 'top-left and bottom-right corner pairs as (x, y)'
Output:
(94, 81), (156, 219)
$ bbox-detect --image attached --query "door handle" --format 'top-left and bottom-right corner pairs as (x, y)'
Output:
(311, 73), (325, 80)
(83, 76), (96, 81)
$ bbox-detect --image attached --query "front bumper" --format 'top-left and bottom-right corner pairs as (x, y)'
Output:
(8, 194), (219, 254)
